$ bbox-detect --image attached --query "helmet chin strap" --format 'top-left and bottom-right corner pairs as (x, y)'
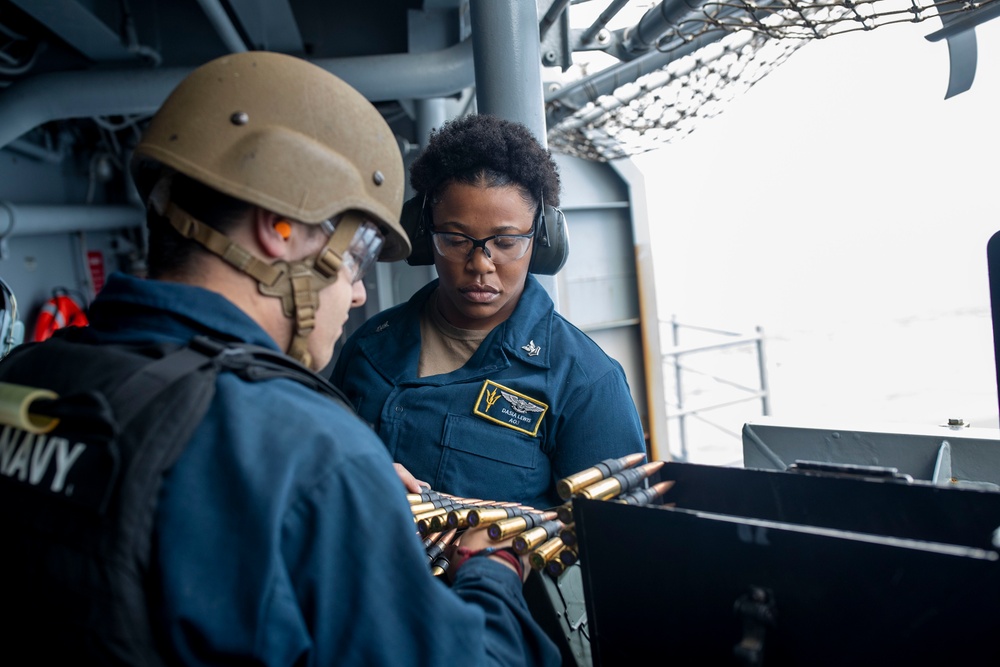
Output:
(163, 202), (355, 369)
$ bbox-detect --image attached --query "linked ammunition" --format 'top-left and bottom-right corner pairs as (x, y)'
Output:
(446, 507), (476, 530)
(415, 508), (453, 537)
(425, 528), (457, 564)
(615, 480), (675, 506)
(407, 490), (447, 504)
(431, 553), (452, 577)
(529, 536), (565, 571)
(513, 520), (564, 554)
(556, 502), (573, 524)
(558, 524), (576, 548)
(546, 544), (579, 576)
(410, 496), (477, 515)
(488, 511), (558, 541)
(446, 499), (499, 529)
(577, 461), (665, 501)
(413, 506), (450, 523)
(468, 505), (538, 528)
(426, 512), (456, 535)
(558, 545), (578, 566)
(556, 452), (646, 500)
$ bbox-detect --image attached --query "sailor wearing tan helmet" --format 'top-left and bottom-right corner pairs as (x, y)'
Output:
(0, 51), (559, 667)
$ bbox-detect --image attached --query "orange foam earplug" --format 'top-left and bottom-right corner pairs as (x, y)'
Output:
(274, 220), (292, 240)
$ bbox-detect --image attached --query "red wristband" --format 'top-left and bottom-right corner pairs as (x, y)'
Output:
(455, 546), (525, 581)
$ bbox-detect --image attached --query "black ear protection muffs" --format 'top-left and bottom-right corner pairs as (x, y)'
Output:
(0, 276), (24, 360)
(399, 192), (570, 276)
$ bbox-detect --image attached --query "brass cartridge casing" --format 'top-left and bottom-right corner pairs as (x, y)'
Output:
(556, 452), (646, 500)
(469, 507), (520, 527)
(577, 476), (623, 501)
(558, 545), (578, 566)
(489, 515), (529, 541)
(556, 503), (573, 524)
(513, 525), (551, 554)
(529, 536), (565, 571)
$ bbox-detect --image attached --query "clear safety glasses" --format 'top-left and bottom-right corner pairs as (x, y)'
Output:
(319, 217), (384, 283)
(429, 226), (534, 264)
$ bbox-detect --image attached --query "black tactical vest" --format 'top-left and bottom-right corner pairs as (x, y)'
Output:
(0, 328), (348, 665)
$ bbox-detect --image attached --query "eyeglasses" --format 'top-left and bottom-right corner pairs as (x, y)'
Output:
(319, 216), (384, 283)
(429, 227), (534, 264)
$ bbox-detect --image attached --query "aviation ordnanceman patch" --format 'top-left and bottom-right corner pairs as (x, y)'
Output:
(473, 380), (548, 436)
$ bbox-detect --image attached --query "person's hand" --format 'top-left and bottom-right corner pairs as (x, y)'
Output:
(451, 527), (530, 583)
(394, 463), (429, 493)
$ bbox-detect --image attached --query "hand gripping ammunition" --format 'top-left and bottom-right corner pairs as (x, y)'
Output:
(556, 452), (646, 500)
(577, 460), (665, 501)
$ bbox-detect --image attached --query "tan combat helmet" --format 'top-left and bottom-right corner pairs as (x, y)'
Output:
(131, 51), (410, 368)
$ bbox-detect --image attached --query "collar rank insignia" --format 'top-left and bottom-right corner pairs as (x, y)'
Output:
(521, 340), (541, 357)
(473, 380), (548, 436)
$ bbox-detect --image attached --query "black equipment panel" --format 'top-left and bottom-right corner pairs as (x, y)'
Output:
(573, 462), (1000, 666)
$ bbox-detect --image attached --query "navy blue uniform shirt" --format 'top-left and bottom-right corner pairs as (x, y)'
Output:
(333, 275), (647, 510)
(79, 272), (559, 667)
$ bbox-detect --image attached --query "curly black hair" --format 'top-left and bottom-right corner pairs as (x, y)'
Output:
(409, 114), (561, 209)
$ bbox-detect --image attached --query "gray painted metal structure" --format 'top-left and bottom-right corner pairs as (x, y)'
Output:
(0, 1), (667, 454)
(2, 1), (987, 463)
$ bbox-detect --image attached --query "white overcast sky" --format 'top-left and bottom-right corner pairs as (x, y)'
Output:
(630, 15), (1000, 445)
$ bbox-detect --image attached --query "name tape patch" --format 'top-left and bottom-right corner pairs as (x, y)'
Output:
(473, 380), (548, 436)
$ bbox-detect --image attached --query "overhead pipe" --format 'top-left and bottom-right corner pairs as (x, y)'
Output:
(579, 0), (631, 45)
(0, 203), (145, 237)
(620, 0), (712, 56)
(196, 0), (249, 52)
(0, 40), (475, 149)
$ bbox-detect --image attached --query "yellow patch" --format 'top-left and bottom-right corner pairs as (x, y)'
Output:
(473, 380), (548, 436)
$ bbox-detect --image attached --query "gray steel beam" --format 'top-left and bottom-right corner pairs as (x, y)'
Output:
(10, 0), (132, 61)
(227, 0), (304, 52)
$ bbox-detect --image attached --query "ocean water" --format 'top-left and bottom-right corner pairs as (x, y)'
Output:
(632, 18), (1000, 465)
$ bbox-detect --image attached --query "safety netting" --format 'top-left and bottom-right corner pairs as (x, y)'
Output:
(546, 0), (997, 160)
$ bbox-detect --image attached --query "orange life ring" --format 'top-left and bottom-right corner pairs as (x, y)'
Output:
(33, 293), (89, 342)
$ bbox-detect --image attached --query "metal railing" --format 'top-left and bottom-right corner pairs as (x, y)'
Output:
(662, 316), (770, 461)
